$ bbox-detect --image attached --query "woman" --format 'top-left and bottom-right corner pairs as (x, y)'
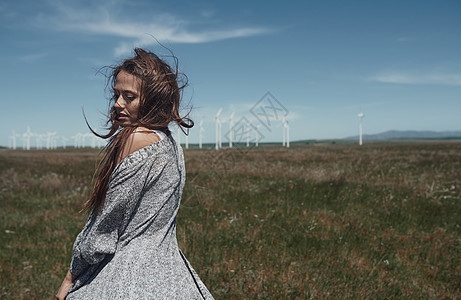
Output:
(56, 48), (214, 299)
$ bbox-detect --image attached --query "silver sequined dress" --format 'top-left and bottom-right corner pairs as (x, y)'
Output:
(67, 133), (214, 299)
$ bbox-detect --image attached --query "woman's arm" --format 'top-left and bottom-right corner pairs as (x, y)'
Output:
(56, 269), (77, 300)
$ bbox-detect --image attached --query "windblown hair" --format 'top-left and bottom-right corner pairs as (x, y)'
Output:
(83, 48), (193, 214)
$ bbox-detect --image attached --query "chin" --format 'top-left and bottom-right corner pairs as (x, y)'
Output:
(117, 120), (133, 127)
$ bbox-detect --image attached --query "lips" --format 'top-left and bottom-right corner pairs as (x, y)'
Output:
(117, 113), (128, 120)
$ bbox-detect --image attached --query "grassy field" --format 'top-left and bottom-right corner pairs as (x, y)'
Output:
(0, 142), (460, 299)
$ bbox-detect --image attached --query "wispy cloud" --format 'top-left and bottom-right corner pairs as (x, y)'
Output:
(340, 100), (396, 111)
(37, 1), (272, 56)
(396, 37), (412, 42)
(19, 53), (47, 63)
(370, 72), (461, 86)
(201, 9), (216, 18)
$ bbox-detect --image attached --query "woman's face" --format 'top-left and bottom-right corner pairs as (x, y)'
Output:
(113, 70), (142, 127)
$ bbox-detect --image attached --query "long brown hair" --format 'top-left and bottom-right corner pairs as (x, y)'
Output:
(83, 48), (193, 214)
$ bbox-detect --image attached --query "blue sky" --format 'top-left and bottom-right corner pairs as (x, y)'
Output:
(1, 0), (460, 147)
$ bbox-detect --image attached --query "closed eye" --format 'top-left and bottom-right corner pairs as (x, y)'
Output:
(113, 88), (137, 101)
(124, 94), (136, 101)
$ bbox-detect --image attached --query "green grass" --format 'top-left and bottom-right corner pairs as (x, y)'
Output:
(0, 143), (460, 299)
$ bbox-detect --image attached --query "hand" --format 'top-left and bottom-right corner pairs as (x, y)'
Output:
(56, 269), (76, 300)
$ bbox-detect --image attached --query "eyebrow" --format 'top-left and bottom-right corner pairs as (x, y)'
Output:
(113, 88), (138, 95)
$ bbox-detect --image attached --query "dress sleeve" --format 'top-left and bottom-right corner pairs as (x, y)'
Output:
(70, 153), (158, 277)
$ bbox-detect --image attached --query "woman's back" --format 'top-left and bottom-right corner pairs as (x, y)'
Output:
(67, 134), (213, 299)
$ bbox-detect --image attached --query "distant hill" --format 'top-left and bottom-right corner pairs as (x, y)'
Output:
(345, 130), (461, 140)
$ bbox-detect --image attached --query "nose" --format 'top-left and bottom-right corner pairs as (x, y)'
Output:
(114, 95), (124, 109)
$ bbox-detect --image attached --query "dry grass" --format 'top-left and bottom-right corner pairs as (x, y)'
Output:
(0, 142), (460, 299)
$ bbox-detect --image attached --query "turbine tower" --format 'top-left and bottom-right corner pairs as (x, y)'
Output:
(72, 133), (83, 148)
(77, 133), (82, 148)
(228, 112), (235, 148)
(281, 117), (290, 148)
(45, 132), (51, 149)
(46, 132), (57, 149)
(358, 113), (364, 146)
(90, 135), (97, 148)
(254, 124), (262, 147)
(199, 120), (204, 149)
(81, 133), (91, 148)
(97, 137), (105, 148)
(285, 120), (290, 148)
(61, 136), (68, 149)
(185, 131), (189, 149)
(10, 130), (19, 149)
(23, 126), (32, 150)
(215, 108), (222, 150)
(246, 121), (251, 147)
(52, 132), (57, 149)
(282, 117), (286, 147)
(35, 134), (43, 150)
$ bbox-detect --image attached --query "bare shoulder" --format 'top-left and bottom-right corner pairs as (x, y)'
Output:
(118, 127), (160, 162)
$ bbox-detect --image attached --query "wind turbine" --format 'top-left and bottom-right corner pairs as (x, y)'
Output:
(246, 121), (251, 147)
(61, 136), (68, 149)
(81, 133), (95, 148)
(284, 120), (290, 148)
(80, 133), (88, 148)
(90, 135), (97, 148)
(47, 132), (57, 149)
(41, 134), (48, 149)
(23, 126), (32, 150)
(215, 108), (223, 150)
(282, 117), (286, 147)
(280, 117), (290, 148)
(53, 133), (57, 149)
(78, 133), (84, 148)
(46, 133), (51, 149)
(77, 133), (82, 148)
(34, 134), (41, 150)
(358, 113), (364, 146)
(228, 112), (235, 148)
(199, 120), (204, 149)
(72, 133), (82, 148)
(254, 124), (262, 147)
(97, 137), (105, 148)
(10, 130), (19, 149)
(185, 131), (189, 149)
